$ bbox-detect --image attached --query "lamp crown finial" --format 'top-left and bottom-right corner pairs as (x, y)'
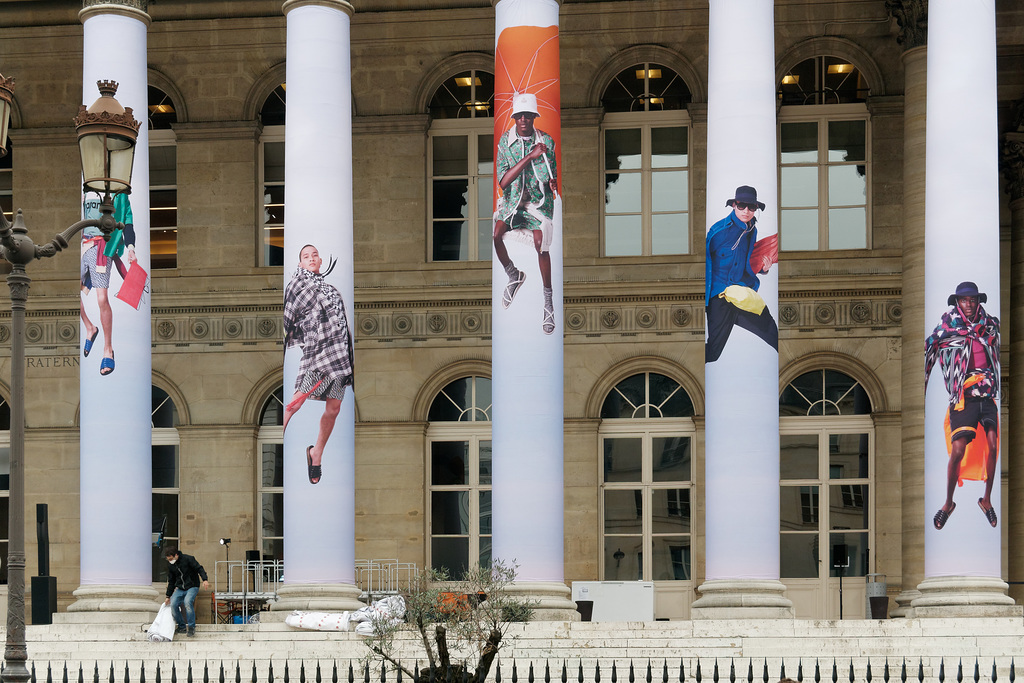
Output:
(96, 80), (118, 98)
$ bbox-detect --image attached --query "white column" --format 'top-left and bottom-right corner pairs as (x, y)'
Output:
(273, 0), (362, 613)
(692, 0), (792, 619)
(68, 0), (158, 616)
(491, 0), (575, 620)
(913, 0), (1019, 617)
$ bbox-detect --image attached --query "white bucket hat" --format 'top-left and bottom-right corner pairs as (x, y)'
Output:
(511, 92), (540, 117)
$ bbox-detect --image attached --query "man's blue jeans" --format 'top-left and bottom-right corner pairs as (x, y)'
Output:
(169, 587), (199, 628)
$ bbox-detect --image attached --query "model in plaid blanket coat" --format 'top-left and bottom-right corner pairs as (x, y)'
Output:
(283, 244), (354, 484)
(925, 281), (1000, 530)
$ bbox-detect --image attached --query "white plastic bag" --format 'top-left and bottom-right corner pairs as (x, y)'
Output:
(147, 604), (176, 642)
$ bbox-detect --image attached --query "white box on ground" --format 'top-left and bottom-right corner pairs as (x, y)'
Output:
(571, 581), (654, 622)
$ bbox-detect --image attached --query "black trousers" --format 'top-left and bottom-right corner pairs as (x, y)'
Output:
(705, 295), (778, 363)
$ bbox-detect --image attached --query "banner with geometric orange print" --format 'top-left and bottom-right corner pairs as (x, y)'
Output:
(491, 0), (565, 584)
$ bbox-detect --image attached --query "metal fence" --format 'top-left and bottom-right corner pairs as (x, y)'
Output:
(11, 657), (1020, 683)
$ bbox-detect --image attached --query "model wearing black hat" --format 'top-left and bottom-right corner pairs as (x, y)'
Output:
(926, 280), (1000, 530)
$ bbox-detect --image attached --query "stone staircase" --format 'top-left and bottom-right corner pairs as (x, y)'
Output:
(15, 617), (1024, 681)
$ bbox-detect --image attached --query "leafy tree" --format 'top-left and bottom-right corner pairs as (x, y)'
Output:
(362, 559), (533, 683)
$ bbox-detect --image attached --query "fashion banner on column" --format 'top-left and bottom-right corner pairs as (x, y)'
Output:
(923, 0), (1001, 577)
(282, 1), (355, 585)
(491, 0), (564, 582)
(703, 0), (780, 581)
(80, 10), (152, 585)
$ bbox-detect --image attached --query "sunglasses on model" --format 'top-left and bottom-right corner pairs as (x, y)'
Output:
(733, 202), (758, 211)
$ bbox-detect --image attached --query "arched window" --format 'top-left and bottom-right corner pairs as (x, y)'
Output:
(151, 385), (180, 582)
(599, 372), (695, 585)
(149, 86), (178, 269)
(428, 70), (495, 261)
(260, 85), (286, 266)
(601, 63), (691, 258)
(257, 387), (284, 561)
(426, 376), (491, 573)
(777, 57), (870, 251)
(779, 369), (873, 618)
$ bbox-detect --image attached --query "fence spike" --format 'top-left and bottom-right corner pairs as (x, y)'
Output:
(973, 660), (980, 683)
(612, 662), (617, 683)
(813, 659), (820, 683)
(745, 659), (752, 683)
(529, 662), (536, 683)
(316, 661), (323, 683)
(188, 661), (194, 683)
(62, 661), (69, 683)
(919, 660), (925, 683)
(1010, 660), (1015, 683)
(284, 661), (289, 683)
(414, 664), (420, 683)
(762, 659), (768, 683)
(301, 662), (307, 683)
(883, 660), (889, 683)
(545, 660), (551, 683)
(645, 659), (652, 683)
(992, 660), (998, 683)
(347, 662), (354, 683)
(156, 661), (162, 683)
(959, 659), (965, 683)
(204, 661), (210, 683)
(629, 661), (635, 683)
(269, 660), (275, 683)
(779, 662), (786, 682)
(712, 659), (719, 683)
(234, 662), (241, 683)
(78, 663), (84, 683)
(594, 662), (600, 683)
(395, 663), (400, 683)
(900, 659), (906, 683)
(139, 661), (146, 683)
(866, 661), (872, 683)
(797, 659), (804, 683)
(46, 662), (53, 683)
(109, 661), (115, 683)
(512, 661), (519, 683)
(251, 662), (258, 683)
(171, 662), (177, 683)
(333, 662), (339, 683)
(831, 658), (837, 683)
(941, 660), (946, 683)
(563, 660), (569, 683)
(576, 662), (583, 683)
(849, 660), (855, 683)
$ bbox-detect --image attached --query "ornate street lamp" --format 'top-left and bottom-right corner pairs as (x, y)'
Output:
(0, 80), (139, 683)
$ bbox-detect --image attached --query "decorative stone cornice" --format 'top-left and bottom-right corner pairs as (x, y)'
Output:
(80, 0), (151, 26)
(866, 95), (904, 117)
(885, 0), (927, 49)
(561, 107), (603, 129)
(1000, 132), (1024, 203)
(172, 121), (262, 143)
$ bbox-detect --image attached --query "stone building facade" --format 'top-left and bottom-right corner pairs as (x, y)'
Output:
(0, 0), (1022, 622)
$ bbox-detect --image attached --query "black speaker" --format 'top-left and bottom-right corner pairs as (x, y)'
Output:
(832, 543), (848, 568)
(245, 550), (260, 564)
(36, 503), (49, 577)
(31, 576), (57, 625)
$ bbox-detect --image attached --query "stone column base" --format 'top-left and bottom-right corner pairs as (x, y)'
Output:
(505, 581), (580, 622)
(691, 579), (794, 619)
(268, 582), (365, 617)
(59, 584), (161, 621)
(889, 588), (920, 618)
(908, 576), (1023, 618)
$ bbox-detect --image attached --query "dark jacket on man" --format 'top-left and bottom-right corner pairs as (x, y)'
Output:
(165, 553), (209, 597)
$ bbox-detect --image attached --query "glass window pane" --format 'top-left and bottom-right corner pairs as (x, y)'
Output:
(0, 446), (8, 491)
(781, 166), (818, 207)
(603, 438), (642, 482)
(262, 443), (284, 488)
(652, 437), (690, 482)
(264, 142), (285, 183)
(479, 491), (491, 535)
(479, 440), (491, 485)
(149, 146), (176, 186)
(433, 221), (468, 261)
(432, 537), (469, 575)
(477, 134), (493, 169)
(477, 220), (492, 261)
(651, 536), (690, 580)
(479, 536), (492, 569)
(263, 184), (285, 225)
(152, 230), (177, 270)
(651, 213), (689, 256)
(475, 378), (492, 420)
(263, 538), (284, 562)
(433, 136), (469, 176)
(150, 189), (176, 228)
(433, 179), (468, 219)
(652, 489), (690, 533)
(781, 122), (818, 163)
(781, 533), (819, 578)
(829, 531), (868, 576)
(604, 537), (642, 581)
(651, 127), (687, 168)
(649, 373), (693, 417)
(829, 484), (869, 530)
(781, 485), (818, 529)
(431, 441), (469, 486)
(431, 491), (469, 535)
(780, 209), (818, 251)
(604, 214), (642, 256)
(153, 492), (178, 538)
(603, 489), (642, 534)
(260, 390), (284, 426)
(477, 176), (493, 220)
(828, 120), (866, 162)
(781, 434), (819, 479)
(828, 165), (867, 206)
(262, 492), (283, 537)
(830, 434), (869, 479)
(152, 445), (178, 488)
(601, 374), (645, 418)
(652, 170), (687, 212)
(650, 64), (692, 110)
(429, 378), (471, 421)
(152, 387), (178, 427)
(605, 129), (641, 170)
(605, 172), (642, 213)
(827, 207), (867, 249)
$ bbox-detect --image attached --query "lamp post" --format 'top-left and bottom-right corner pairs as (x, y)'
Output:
(0, 78), (139, 683)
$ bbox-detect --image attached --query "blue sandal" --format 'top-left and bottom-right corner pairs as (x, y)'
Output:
(83, 329), (98, 357)
(100, 353), (115, 376)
